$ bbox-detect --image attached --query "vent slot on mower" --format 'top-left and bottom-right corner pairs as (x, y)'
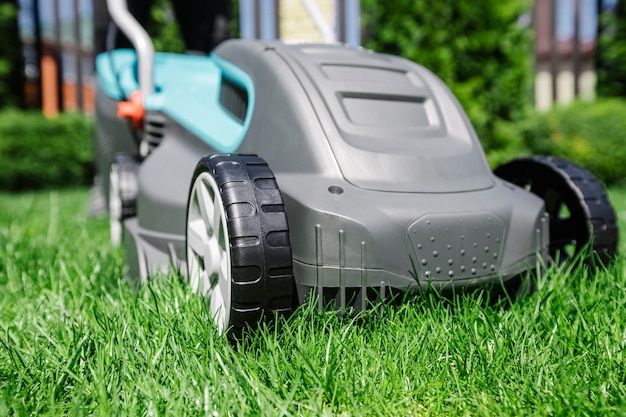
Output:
(219, 77), (248, 124)
(142, 114), (167, 154)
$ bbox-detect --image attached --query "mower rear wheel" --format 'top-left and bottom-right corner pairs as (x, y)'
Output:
(185, 154), (295, 335)
(109, 153), (140, 246)
(494, 155), (618, 265)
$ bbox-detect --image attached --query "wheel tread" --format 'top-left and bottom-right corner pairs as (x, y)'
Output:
(111, 153), (141, 218)
(495, 155), (618, 264)
(190, 153), (295, 335)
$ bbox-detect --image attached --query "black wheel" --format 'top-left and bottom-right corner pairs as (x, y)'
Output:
(109, 153), (140, 246)
(185, 154), (295, 335)
(494, 155), (618, 265)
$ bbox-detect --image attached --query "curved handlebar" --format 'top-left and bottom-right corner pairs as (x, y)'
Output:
(106, 0), (154, 95)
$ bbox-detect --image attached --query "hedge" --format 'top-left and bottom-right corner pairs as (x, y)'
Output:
(515, 98), (626, 186)
(0, 110), (93, 191)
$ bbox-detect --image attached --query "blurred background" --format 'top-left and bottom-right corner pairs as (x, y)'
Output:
(2, 0), (626, 191)
(7, 0), (620, 114)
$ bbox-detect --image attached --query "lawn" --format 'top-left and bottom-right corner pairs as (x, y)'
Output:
(1, 188), (626, 416)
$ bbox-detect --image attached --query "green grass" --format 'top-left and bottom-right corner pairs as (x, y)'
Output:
(1, 188), (626, 416)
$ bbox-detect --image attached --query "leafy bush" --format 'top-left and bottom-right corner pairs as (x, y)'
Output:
(596, 1), (626, 98)
(147, 0), (239, 53)
(361, 0), (534, 154)
(0, 0), (23, 109)
(516, 98), (626, 186)
(0, 110), (93, 191)
(484, 120), (529, 168)
(148, 0), (185, 53)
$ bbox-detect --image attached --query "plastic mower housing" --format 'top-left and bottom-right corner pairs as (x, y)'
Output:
(96, 0), (618, 334)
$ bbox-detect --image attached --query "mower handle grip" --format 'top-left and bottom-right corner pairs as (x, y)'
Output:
(106, 0), (154, 95)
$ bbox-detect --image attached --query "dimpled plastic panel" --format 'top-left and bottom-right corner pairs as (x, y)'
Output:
(408, 212), (506, 281)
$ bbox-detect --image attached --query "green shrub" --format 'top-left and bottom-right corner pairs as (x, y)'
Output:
(148, 0), (185, 53)
(0, 1), (24, 109)
(0, 110), (93, 191)
(484, 119), (529, 168)
(517, 98), (626, 186)
(147, 0), (240, 53)
(596, 1), (626, 98)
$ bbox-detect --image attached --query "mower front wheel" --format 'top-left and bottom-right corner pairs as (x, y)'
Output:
(185, 154), (295, 335)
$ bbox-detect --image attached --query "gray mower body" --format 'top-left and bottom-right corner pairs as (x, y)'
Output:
(96, 39), (549, 308)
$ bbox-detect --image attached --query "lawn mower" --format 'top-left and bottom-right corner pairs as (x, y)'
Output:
(96, 0), (618, 334)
